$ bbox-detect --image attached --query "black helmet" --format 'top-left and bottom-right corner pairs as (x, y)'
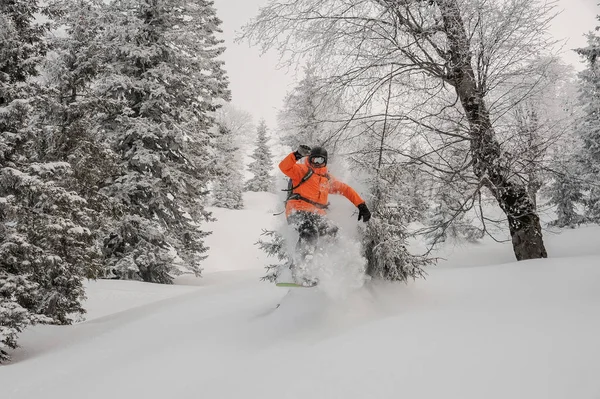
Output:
(309, 146), (328, 167)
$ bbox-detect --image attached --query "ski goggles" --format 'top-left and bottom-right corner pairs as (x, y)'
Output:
(310, 156), (327, 166)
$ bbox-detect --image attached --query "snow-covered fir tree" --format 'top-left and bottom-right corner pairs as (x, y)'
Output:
(399, 141), (429, 223)
(363, 170), (433, 282)
(547, 161), (584, 228)
(422, 139), (484, 246)
(512, 104), (545, 208)
(42, 0), (122, 279)
(1, 0), (98, 362)
(97, 0), (230, 283)
(278, 65), (322, 148)
(424, 187), (484, 245)
(245, 119), (274, 192)
(212, 124), (244, 209)
(349, 129), (432, 281)
(543, 89), (585, 228)
(576, 19), (600, 222)
(277, 65), (345, 149)
(256, 229), (290, 282)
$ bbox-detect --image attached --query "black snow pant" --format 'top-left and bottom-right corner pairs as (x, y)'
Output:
(287, 211), (338, 260)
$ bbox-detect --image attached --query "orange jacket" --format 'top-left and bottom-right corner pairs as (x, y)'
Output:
(279, 152), (365, 217)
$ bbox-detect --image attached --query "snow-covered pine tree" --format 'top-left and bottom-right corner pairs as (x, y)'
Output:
(256, 229), (290, 282)
(424, 186), (484, 245)
(96, 0), (230, 283)
(421, 137), (483, 246)
(0, 271), (49, 363)
(245, 119), (274, 192)
(543, 87), (584, 228)
(353, 125), (432, 281)
(277, 64), (346, 149)
(278, 65), (322, 148)
(363, 170), (433, 282)
(547, 161), (584, 228)
(512, 104), (545, 208)
(42, 0), (122, 279)
(1, 164), (97, 320)
(1, 0), (97, 362)
(399, 141), (429, 223)
(576, 19), (600, 222)
(212, 124), (244, 209)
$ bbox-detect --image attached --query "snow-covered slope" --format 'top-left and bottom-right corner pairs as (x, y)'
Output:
(200, 191), (283, 273)
(2, 192), (600, 399)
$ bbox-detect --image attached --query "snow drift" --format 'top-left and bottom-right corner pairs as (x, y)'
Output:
(2, 192), (599, 399)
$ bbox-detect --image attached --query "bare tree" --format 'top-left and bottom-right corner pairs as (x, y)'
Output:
(241, 0), (563, 260)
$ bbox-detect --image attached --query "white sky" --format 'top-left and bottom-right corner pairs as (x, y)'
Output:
(213, 0), (600, 127)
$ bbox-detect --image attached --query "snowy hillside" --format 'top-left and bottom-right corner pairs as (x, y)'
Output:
(2, 192), (599, 399)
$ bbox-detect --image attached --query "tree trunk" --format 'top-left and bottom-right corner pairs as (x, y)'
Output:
(495, 177), (547, 259)
(437, 0), (548, 260)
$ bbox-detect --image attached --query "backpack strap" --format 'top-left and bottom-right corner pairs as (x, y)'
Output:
(287, 193), (329, 209)
(282, 169), (313, 192)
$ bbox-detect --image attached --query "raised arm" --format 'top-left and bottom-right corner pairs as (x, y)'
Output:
(279, 152), (305, 181)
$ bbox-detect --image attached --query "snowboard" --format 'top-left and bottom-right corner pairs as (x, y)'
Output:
(275, 282), (317, 288)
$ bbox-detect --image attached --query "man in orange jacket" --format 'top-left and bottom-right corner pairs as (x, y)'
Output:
(279, 145), (371, 264)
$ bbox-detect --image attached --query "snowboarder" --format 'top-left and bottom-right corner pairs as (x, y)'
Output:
(279, 145), (371, 283)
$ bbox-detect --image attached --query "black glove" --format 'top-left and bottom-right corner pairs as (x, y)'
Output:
(294, 145), (311, 160)
(357, 203), (371, 223)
